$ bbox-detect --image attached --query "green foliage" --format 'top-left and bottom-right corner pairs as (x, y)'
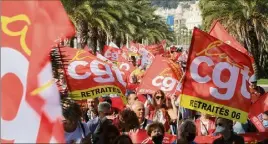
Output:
(61, 0), (174, 53)
(199, 0), (268, 78)
(258, 79), (268, 85)
(151, 0), (194, 8)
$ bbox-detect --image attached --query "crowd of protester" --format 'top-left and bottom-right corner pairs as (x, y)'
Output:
(61, 47), (267, 144)
(62, 89), (268, 143)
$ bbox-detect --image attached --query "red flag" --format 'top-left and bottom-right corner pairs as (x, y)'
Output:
(1, 1), (74, 143)
(137, 55), (183, 97)
(128, 129), (176, 144)
(145, 40), (166, 56)
(103, 45), (121, 61)
(249, 93), (268, 132)
(180, 28), (254, 123)
(209, 21), (254, 62)
(60, 47), (127, 103)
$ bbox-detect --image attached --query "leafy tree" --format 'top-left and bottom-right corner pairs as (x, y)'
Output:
(61, 0), (174, 52)
(199, 0), (268, 78)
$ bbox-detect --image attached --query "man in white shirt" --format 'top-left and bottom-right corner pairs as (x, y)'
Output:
(84, 98), (99, 122)
(131, 101), (152, 129)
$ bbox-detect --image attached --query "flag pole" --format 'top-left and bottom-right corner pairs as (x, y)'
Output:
(126, 34), (129, 48)
(106, 32), (109, 45)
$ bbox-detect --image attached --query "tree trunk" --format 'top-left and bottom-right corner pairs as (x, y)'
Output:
(92, 27), (98, 54)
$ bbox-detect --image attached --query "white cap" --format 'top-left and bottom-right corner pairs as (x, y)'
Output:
(249, 74), (257, 83)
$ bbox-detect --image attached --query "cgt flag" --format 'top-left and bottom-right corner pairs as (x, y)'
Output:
(1, 0), (74, 143)
(137, 55), (183, 97)
(60, 47), (127, 103)
(249, 93), (268, 132)
(103, 45), (121, 61)
(180, 28), (254, 123)
(209, 21), (254, 62)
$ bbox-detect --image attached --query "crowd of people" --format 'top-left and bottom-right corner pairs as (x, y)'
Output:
(62, 89), (267, 144)
(60, 47), (267, 144)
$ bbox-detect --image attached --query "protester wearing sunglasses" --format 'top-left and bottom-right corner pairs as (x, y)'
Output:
(213, 117), (244, 144)
(147, 90), (177, 132)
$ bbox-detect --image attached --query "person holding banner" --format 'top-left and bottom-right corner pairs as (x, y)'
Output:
(213, 117), (244, 144)
(148, 90), (173, 131)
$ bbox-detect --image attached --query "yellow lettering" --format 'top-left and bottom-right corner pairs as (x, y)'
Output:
(1, 15), (31, 56)
(71, 50), (94, 61)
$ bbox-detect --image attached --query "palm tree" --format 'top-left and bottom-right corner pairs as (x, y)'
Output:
(61, 0), (174, 52)
(199, 0), (268, 78)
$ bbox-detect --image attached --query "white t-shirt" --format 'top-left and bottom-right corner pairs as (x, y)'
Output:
(64, 122), (90, 144)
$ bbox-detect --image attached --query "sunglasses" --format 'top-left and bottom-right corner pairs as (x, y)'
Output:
(155, 96), (164, 100)
(216, 123), (223, 126)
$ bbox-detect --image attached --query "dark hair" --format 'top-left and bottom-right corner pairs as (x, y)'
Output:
(216, 117), (233, 130)
(263, 111), (268, 115)
(152, 90), (166, 108)
(126, 90), (136, 97)
(131, 56), (136, 61)
(112, 135), (133, 144)
(61, 98), (82, 122)
(103, 124), (120, 137)
(179, 119), (196, 138)
(146, 122), (165, 136)
(119, 109), (139, 132)
(103, 97), (112, 105)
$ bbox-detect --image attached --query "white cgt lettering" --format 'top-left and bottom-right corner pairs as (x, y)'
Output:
(190, 56), (250, 100)
(104, 50), (118, 61)
(67, 59), (127, 87)
(119, 63), (130, 71)
(190, 56), (214, 83)
(67, 61), (91, 79)
(90, 60), (114, 83)
(210, 62), (239, 100)
(152, 76), (177, 91)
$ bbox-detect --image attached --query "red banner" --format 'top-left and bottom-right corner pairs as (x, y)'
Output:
(145, 40), (166, 56)
(1, 1), (74, 143)
(129, 42), (141, 56)
(194, 132), (268, 143)
(137, 55), (183, 97)
(60, 47), (127, 103)
(249, 93), (268, 132)
(180, 28), (254, 123)
(103, 45), (121, 61)
(209, 21), (254, 62)
(129, 130), (268, 143)
(128, 129), (176, 144)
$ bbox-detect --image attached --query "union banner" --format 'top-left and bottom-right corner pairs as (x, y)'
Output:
(180, 28), (254, 123)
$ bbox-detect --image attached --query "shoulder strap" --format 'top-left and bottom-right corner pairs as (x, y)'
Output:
(80, 122), (86, 138)
(200, 120), (209, 135)
(142, 119), (147, 129)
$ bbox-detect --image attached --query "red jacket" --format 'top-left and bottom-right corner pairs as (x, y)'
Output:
(195, 118), (216, 136)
